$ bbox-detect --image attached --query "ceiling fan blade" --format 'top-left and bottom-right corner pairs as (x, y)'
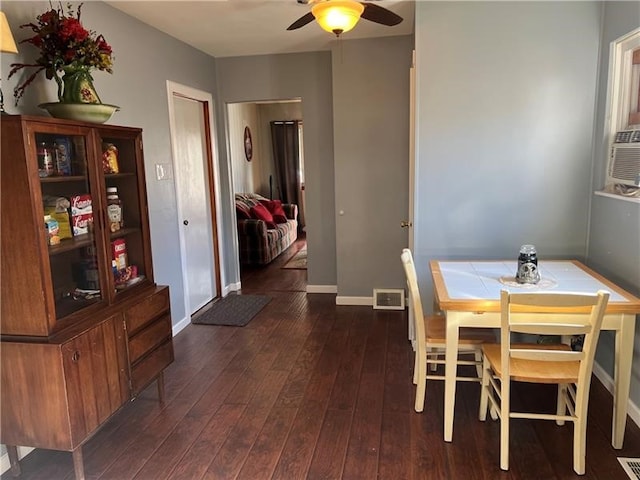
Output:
(361, 3), (403, 26)
(287, 12), (315, 30)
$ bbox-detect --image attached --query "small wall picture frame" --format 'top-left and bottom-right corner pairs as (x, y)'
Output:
(244, 126), (253, 162)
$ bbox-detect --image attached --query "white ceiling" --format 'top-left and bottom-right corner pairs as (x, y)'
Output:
(105, 0), (415, 58)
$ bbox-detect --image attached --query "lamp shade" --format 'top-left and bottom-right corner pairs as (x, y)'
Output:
(0, 12), (18, 54)
(312, 0), (364, 36)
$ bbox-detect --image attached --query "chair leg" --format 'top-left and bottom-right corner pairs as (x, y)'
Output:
(474, 349), (483, 379)
(413, 350), (419, 385)
(429, 348), (438, 372)
(573, 415), (587, 475)
(556, 383), (567, 426)
(414, 350), (427, 412)
(573, 381), (592, 475)
(479, 356), (490, 421)
(500, 379), (510, 471)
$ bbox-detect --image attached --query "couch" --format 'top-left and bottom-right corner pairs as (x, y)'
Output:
(235, 193), (298, 266)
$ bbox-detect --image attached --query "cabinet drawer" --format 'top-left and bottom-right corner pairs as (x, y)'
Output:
(130, 340), (174, 394)
(125, 287), (170, 335)
(128, 314), (171, 365)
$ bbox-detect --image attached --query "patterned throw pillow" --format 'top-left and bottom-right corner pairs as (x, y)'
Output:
(235, 202), (251, 219)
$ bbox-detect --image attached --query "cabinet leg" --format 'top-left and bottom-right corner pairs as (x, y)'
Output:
(157, 371), (165, 404)
(6, 445), (21, 477)
(72, 447), (85, 480)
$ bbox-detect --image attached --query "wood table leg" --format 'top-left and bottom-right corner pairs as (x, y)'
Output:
(72, 447), (85, 480)
(444, 314), (460, 442)
(612, 314), (635, 449)
(6, 445), (21, 477)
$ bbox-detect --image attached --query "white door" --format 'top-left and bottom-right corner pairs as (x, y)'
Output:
(168, 87), (220, 316)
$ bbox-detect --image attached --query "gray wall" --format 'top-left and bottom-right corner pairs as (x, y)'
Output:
(587, 1), (640, 401)
(227, 102), (260, 194)
(332, 36), (413, 298)
(413, 1), (601, 307)
(216, 53), (336, 288)
(2, 1), (221, 327)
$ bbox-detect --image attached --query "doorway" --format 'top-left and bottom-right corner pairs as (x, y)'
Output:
(226, 99), (306, 289)
(167, 81), (223, 318)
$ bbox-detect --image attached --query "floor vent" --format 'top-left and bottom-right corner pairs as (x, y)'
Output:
(373, 289), (405, 310)
(619, 458), (640, 480)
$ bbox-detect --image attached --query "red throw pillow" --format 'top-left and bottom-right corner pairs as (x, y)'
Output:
(250, 203), (276, 229)
(260, 199), (288, 223)
(259, 199), (277, 210)
(271, 204), (288, 224)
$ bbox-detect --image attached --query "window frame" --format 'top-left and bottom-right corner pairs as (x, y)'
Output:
(600, 27), (640, 201)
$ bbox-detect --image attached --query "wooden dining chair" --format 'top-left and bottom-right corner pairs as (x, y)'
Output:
(478, 289), (609, 475)
(401, 248), (496, 412)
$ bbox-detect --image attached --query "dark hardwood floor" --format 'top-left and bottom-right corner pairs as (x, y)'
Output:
(5, 236), (639, 479)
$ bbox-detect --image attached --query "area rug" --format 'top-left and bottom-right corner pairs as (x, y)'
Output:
(282, 246), (307, 269)
(191, 294), (270, 327)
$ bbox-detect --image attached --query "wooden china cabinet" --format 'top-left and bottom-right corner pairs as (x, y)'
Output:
(1, 115), (174, 480)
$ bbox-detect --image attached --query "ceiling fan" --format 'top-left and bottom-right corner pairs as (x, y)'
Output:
(287, 0), (403, 37)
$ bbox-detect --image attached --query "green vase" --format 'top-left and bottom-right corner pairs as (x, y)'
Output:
(41, 65), (118, 123)
(59, 67), (102, 104)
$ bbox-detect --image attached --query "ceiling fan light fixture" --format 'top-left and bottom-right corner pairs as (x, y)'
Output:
(311, 0), (364, 36)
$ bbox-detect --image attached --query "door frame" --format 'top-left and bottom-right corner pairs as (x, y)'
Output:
(408, 50), (417, 348)
(166, 81), (225, 316)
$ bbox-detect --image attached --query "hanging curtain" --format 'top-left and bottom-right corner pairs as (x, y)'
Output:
(270, 120), (304, 228)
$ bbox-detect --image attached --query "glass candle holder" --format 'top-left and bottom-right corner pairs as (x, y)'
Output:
(516, 244), (540, 284)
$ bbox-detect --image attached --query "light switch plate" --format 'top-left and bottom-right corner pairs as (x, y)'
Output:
(155, 163), (173, 180)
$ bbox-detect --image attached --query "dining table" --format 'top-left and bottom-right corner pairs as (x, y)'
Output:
(429, 259), (640, 449)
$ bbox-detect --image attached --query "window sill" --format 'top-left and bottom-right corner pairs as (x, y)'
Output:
(594, 190), (640, 204)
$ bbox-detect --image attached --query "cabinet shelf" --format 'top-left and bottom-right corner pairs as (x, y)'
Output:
(40, 175), (86, 183)
(55, 293), (101, 319)
(109, 227), (141, 240)
(105, 172), (136, 180)
(48, 233), (94, 256)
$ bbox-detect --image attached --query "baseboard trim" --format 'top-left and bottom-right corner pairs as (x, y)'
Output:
(172, 315), (190, 337)
(306, 285), (337, 294)
(336, 296), (372, 306)
(593, 362), (640, 428)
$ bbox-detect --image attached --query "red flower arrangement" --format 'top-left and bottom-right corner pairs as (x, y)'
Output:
(8, 2), (113, 105)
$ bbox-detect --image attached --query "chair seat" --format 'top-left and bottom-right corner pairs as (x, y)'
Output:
(426, 315), (496, 345)
(483, 343), (578, 383)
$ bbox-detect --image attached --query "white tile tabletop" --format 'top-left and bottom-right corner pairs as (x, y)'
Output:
(438, 261), (629, 303)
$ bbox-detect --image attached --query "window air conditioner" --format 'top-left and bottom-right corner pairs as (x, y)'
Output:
(608, 130), (640, 187)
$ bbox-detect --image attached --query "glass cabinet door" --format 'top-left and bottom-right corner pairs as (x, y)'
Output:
(34, 129), (105, 320)
(97, 130), (151, 297)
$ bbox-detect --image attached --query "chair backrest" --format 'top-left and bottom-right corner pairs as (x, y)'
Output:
(499, 289), (609, 386)
(401, 249), (426, 356)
